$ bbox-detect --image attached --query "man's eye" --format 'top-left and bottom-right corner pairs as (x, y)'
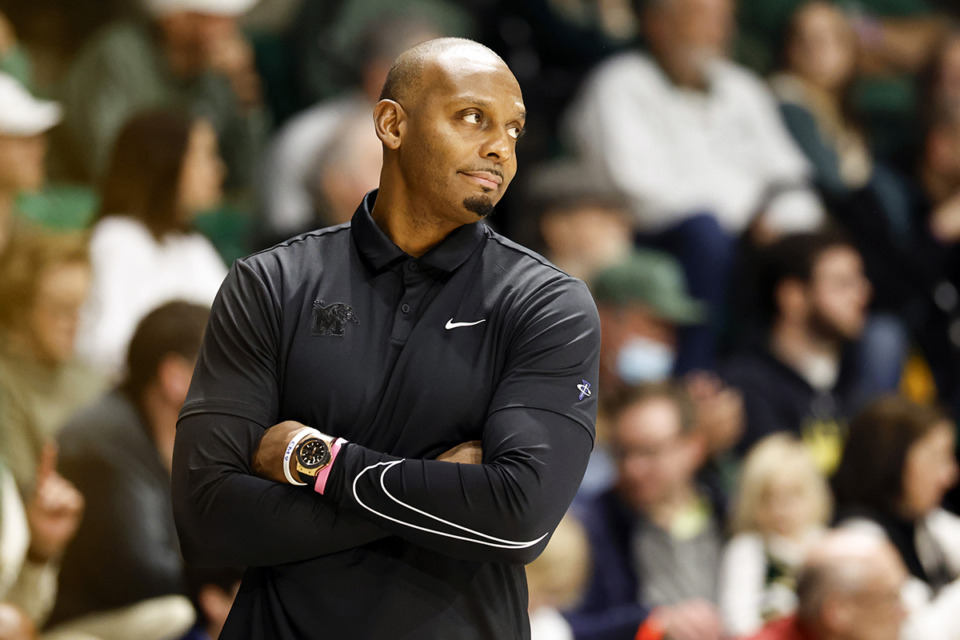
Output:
(508, 126), (522, 140)
(463, 113), (482, 124)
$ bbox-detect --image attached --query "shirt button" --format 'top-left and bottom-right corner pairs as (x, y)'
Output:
(401, 303), (411, 314)
(408, 262), (418, 272)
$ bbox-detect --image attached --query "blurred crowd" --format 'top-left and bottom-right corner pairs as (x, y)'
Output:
(1, 0), (960, 638)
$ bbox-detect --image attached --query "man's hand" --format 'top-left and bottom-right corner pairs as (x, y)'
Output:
(436, 441), (483, 465)
(686, 372), (744, 458)
(26, 443), (84, 564)
(252, 420), (310, 484)
(651, 599), (724, 640)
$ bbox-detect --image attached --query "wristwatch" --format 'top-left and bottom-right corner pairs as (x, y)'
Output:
(293, 433), (336, 485)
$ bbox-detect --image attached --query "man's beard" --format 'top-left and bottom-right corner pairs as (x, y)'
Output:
(808, 305), (857, 344)
(464, 195), (494, 218)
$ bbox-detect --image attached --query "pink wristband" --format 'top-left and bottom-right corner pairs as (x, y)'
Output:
(314, 438), (345, 495)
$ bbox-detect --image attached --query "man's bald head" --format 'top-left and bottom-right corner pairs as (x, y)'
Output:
(795, 528), (906, 640)
(379, 38), (508, 106)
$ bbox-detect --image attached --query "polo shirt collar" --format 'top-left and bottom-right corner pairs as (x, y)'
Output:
(351, 189), (485, 274)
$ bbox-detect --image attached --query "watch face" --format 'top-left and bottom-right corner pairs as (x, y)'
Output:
(298, 438), (330, 469)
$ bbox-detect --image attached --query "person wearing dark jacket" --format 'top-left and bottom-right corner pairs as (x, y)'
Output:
(722, 232), (870, 473)
(45, 302), (209, 640)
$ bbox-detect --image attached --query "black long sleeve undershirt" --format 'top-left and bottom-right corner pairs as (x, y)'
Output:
(172, 406), (591, 567)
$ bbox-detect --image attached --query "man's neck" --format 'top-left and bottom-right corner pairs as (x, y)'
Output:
(649, 47), (710, 92)
(771, 321), (842, 390)
(641, 484), (699, 531)
(370, 187), (464, 258)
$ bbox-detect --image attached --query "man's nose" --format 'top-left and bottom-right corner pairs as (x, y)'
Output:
(481, 128), (512, 163)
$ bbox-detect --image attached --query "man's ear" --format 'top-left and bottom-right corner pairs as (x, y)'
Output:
(373, 99), (405, 150)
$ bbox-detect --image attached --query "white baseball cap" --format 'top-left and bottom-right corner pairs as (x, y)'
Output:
(144, 0), (259, 16)
(0, 73), (62, 137)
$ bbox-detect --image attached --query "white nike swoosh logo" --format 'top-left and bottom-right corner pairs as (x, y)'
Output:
(445, 318), (487, 330)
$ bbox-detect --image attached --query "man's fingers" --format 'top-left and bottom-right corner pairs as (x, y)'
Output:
(35, 441), (58, 485)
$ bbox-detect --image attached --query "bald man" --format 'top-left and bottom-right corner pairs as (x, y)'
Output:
(172, 38), (600, 639)
(748, 529), (907, 640)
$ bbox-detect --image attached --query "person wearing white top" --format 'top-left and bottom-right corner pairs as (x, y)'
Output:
(718, 434), (832, 637)
(834, 396), (960, 640)
(562, 0), (826, 373)
(77, 109), (228, 378)
(563, 0), (824, 237)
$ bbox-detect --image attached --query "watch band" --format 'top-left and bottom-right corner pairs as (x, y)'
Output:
(283, 427), (322, 486)
(314, 437), (345, 495)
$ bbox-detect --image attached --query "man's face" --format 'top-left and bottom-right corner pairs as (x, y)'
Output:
(900, 421), (958, 519)
(598, 305), (677, 386)
(805, 246), (871, 342)
(787, 2), (857, 92)
(613, 396), (698, 513)
(158, 11), (238, 67)
(27, 261), (90, 365)
(396, 53), (525, 226)
(653, 0), (735, 62)
(0, 133), (47, 193)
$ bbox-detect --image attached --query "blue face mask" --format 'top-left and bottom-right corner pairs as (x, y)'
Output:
(616, 336), (676, 384)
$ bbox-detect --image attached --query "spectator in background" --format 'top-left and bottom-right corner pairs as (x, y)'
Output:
(771, 2), (872, 200)
(45, 302), (210, 640)
(0, 232), (105, 489)
(722, 232), (871, 472)
(55, 0), (265, 191)
(719, 434), (832, 637)
(736, 0), (948, 164)
(1, 446), (84, 631)
(304, 110), (383, 229)
(0, 72), (60, 255)
(833, 396), (960, 640)
(526, 514), (592, 640)
(76, 109), (227, 378)
(180, 566), (244, 640)
(259, 15), (441, 243)
(526, 161), (634, 284)
(286, 0), (472, 108)
(588, 253), (743, 498)
(592, 252), (707, 399)
(746, 529), (907, 640)
(566, 382), (726, 640)
(563, 0), (825, 373)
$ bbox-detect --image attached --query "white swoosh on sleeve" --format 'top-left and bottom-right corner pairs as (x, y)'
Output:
(352, 460), (549, 549)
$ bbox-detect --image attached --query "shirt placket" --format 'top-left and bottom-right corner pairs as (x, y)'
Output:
(389, 260), (433, 346)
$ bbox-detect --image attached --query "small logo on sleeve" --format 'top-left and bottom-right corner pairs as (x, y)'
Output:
(577, 380), (592, 401)
(311, 300), (359, 337)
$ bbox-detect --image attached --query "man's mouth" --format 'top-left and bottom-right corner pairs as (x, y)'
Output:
(460, 171), (502, 190)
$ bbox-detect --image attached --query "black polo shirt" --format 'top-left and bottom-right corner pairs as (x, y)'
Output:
(173, 190), (600, 639)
